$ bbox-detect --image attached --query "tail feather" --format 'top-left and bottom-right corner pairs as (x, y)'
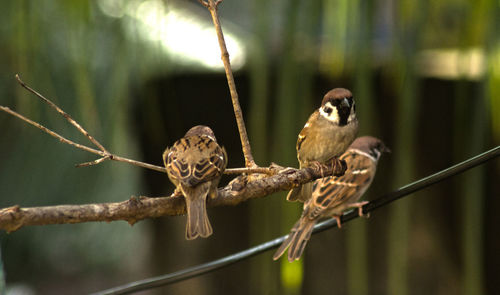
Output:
(286, 183), (313, 202)
(287, 220), (315, 262)
(273, 220), (300, 260)
(273, 218), (316, 262)
(182, 183), (213, 240)
(286, 186), (302, 202)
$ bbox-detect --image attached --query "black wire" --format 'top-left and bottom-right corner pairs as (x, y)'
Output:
(92, 145), (500, 295)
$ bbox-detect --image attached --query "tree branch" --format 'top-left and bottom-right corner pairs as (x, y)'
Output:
(202, 0), (256, 168)
(1, 76), (275, 175)
(15, 74), (109, 153)
(0, 163), (345, 233)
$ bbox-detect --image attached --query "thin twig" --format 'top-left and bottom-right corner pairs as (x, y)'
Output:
(224, 167), (277, 175)
(5, 78), (245, 175)
(197, 0), (209, 8)
(91, 145), (500, 295)
(0, 106), (104, 156)
(3, 78), (285, 176)
(1, 103), (269, 175)
(0, 105), (168, 173)
(75, 156), (111, 168)
(0, 162), (346, 232)
(0, 103), (286, 175)
(15, 74), (109, 153)
(203, 0), (256, 167)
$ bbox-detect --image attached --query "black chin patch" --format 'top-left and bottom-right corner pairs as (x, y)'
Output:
(336, 105), (350, 126)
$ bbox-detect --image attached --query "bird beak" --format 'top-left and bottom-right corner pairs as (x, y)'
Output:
(383, 146), (391, 153)
(340, 98), (350, 108)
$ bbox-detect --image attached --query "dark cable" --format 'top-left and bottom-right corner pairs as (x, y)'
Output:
(92, 145), (500, 295)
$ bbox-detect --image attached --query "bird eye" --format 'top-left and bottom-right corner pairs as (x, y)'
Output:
(324, 106), (333, 114)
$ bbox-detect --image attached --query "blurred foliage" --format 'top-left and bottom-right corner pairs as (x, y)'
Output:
(0, 0), (499, 294)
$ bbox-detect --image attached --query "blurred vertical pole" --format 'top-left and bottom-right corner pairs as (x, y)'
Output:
(347, 0), (374, 294)
(248, 0), (273, 293)
(486, 6), (500, 293)
(456, 86), (486, 295)
(0, 247), (5, 295)
(387, 1), (424, 295)
(320, 0), (348, 77)
(456, 1), (492, 294)
(490, 37), (500, 145)
(274, 0), (303, 293)
(13, 0), (35, 117)
(279, 1), (322, 293)
(256, 0), (325, 293)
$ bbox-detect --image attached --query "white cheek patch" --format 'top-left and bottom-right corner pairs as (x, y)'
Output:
(319, 102), (339, 123)
(347, 102), (357, 123)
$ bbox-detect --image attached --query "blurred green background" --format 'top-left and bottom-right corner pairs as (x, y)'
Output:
(0, 0), (499, 294)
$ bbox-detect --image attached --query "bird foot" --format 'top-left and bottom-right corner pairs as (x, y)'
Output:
(348, 201), (370, 218)
(328, 157), (347, 177)
(307, 161), (327, 178)
(171, 187), (183, 197)
(334, 215), (342, 228)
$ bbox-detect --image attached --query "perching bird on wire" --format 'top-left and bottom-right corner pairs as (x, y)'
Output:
(163, 125), (227, 240)
(274, 136), (389, 262)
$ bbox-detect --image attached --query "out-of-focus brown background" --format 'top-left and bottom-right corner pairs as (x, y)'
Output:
(1, 0), (499, 294)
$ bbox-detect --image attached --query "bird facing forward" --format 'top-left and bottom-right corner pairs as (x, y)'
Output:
(287, 88), (359, 202)
(274, 136), (389, 262)
(163, 125), (227, 240)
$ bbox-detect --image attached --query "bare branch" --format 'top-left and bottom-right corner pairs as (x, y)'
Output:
(197, 0), (209, 8)
(75, 156), (111, 168)
(1, 100), (292, 176)
(0, 162), (346, 233)
(202, 0), (256, 168)
(3, 78), (284, 177)
(224, 166), (278, 175)
(16, 74), (109, 153)
(0, 106), (104, 156)
(0, 104), (169, 173)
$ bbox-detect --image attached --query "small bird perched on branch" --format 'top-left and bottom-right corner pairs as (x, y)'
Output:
(287, 88), (359, 202)
(274, 136), (389, 262)
(163, 125), (227, 240)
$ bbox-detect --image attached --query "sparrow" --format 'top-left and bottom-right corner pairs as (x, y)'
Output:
(163, 125), (228, 240)
(287, 88), (359, 202)
(274, 136), (389, 262)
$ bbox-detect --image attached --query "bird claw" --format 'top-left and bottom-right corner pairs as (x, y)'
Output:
(306, 161), (327, 177)
(171, 187), (183, 197)
(330, 158), (347, 177)
(334, 215), (342, 228)
(349, 201), (369, 217)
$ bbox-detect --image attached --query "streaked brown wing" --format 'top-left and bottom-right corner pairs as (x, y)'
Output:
(296, 111), (317, 154)
(308, 151), (374, 219)
(164, 138), (191, 182)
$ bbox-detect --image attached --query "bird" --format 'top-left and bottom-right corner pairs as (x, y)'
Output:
(287, 88), (359, 202)
(163, 125), (228, 240)
(274, 136), (389, 262)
